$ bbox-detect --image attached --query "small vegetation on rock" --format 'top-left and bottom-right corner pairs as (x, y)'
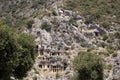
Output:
(41, 22), (51, 32)
(65, 0), (120, 28)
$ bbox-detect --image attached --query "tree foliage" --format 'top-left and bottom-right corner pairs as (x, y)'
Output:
(0, 22), (35, 79)
(0, 22), (19, 80)
(72, 52), (103, 80)
(14, 33), (35, 79)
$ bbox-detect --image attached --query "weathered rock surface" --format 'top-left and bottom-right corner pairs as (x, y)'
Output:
(22, 1), (119, 80)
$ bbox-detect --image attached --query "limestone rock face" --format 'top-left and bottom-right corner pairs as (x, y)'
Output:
(21, 1), (119, 80)
(113, 51), (120, 80)
(33, 18), (42, 28)
(1, 0), (119, 80)
(40, 30), (52, 48)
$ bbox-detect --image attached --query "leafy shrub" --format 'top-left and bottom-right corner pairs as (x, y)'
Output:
(52, 9), (58, 16)
(103, 35), (108, 41)
(27, 20), (34, 29)
(41, 22), (51, 32)
(69, 18), (78, 26)
(101, 21), (110, 29)
(33, 76), (37, 80)
(114, 32), (120, 39)
(72, 52), (103, 80)
(112, 53), (117, 57)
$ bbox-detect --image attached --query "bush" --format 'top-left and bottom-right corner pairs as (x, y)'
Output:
(33, 76), (37, 80)
(52, 9), (58, 16)
(90, 10), (101, 20)
(27, 20), (34, 29)
(69, 18), (78, 27)
(80, 43), (87, 47)
(72, 52), (103, 80)
(112, 53), (117, 57)
(103, 35), (108, 41)
(101, 21), (111, 29)
(107, 46), (115, 55)
(114, 32), (120, 39)
(41, 22), (51, 32)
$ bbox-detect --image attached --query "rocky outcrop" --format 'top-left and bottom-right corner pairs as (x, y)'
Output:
(113, 51), (120, 80)
(22, 1), (119, 80)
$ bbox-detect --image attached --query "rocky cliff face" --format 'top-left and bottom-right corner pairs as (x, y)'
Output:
(0, 0), (57, 27)
(23, 6), (119, 80)
(1, 0), (119, 80)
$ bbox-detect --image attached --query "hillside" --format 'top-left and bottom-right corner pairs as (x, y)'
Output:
(65, 0), (120, 30)
(0, 0), (120, 80)
(0, 0), (54, 28)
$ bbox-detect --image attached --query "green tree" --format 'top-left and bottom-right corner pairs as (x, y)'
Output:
(14, 33), (35, 79)
(0, 22), (19, 80)
(0, 22), (35, 79)
(72, 52), (103, 80)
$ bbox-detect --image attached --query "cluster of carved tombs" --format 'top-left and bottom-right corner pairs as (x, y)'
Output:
(33, 24), (107, 73)
(36, 46), (71, 72)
